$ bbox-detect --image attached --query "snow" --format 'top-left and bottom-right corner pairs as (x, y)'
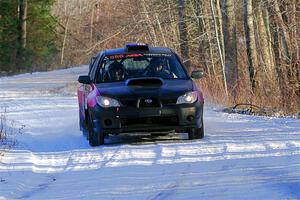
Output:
(1, 66), (300, 199)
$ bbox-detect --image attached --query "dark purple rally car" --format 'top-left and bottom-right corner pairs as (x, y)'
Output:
(77, 43), (204, 146)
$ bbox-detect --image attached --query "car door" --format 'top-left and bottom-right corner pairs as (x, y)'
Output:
(84, 54), (102, 108)
(78, 54), (101, 125)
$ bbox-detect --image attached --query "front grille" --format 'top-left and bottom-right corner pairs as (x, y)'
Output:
(121, 98), (177, 107)
(121, 116), (179, 126)
(139, 98), (160, 108)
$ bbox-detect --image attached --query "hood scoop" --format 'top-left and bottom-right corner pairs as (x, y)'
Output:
(126, 78), (163, 88)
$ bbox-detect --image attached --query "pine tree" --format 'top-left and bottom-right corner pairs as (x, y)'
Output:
(0, 0), (57, 72)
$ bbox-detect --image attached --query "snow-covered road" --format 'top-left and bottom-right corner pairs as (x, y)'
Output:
(0, 66), (300, 199)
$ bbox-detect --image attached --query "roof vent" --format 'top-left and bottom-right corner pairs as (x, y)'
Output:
(125, 43), (149, 51)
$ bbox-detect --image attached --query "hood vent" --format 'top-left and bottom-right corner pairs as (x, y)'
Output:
(126, 78), (163, 88)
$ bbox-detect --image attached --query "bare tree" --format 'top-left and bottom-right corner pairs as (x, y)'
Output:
(210, 0), (228, 95)
(61, 17), (69, 65)
(255, 0), (276, 81)
(243, 0), (258, 90)
(141, 0), (158, 45)
(191, 0), (208, 70)
(269, 0), (291, 63)
(177, 0), (190, 68)
(223, 0), (238, 96)
(49, 0), (300, 114)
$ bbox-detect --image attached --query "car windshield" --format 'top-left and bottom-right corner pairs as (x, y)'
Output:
(96, 53), (188, 82)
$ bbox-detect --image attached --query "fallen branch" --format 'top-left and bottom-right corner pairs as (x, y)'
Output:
(223, 103), (273, 116)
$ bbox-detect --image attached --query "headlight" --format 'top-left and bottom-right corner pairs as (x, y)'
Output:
(96, 96), (120, 108)
(176, 91), (198, 104)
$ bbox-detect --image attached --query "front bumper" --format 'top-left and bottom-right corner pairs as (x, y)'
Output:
(90, 101), (203, 134)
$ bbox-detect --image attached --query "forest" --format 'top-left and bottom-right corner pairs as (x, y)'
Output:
(0, 0), (299, 115)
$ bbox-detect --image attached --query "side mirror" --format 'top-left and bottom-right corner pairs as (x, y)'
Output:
(78, 75), (92, 84)
(191, 69), (204, 79)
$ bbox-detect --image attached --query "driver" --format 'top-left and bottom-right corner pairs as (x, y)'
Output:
(108, 61), (125, 81)
(147, 58), (173, 78)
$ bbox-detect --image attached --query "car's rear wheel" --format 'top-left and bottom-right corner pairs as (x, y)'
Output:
(87, 111), (104, 146)
(188, 121), (204, 140)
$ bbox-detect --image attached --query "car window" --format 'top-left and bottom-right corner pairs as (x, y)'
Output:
(89, 55), (101, 80)
(88, 56), (96, 72)
(122, 58), (149, 70)
(96, 53), (188, 83)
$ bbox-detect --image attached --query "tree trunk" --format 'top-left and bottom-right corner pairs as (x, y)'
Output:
(61, 17), (69, 65)
(16, 0), (27, 71)
(210, 0), (228, 95)
(192, 0), (208, 70)
(177, 0), (190, 68)
(166, 0), (178, 51)
(223, 0), (238, 96)
(155, 13), (167, 47)
(204, 14), (216, 76)
(255, 0), (276, 81)
(216, 0), (225, 62)
(90, 5), (94, 44)
(264, 8), (276, 76)
(272, 23), (282, 82)
(201, 3), (216, 76)
(141, 0), (158, 46)
(294, 0), (300, 61)
(270, 0), (291, 63)
(243, 0), (258, 90)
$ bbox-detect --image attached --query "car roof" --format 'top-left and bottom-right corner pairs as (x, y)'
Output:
(102, 45), (173, 56)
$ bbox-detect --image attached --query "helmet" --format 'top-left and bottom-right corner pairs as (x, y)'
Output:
(149, 58), (164, 73)
(108, 61), (125, 81)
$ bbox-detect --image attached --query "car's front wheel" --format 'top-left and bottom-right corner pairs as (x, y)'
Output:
(88, 128), (104, 146)
(87, 111), (104, 146)
(188, 121), (204, 140)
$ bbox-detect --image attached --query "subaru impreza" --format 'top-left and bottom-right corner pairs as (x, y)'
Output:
(77, 43), (204, 146)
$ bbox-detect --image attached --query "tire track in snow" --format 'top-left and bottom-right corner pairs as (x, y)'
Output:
(1, 140), (300, 173)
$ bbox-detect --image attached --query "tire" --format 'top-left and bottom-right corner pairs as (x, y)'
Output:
(80, 110), (89, 139)
(88, 128), (104, 146)
(81, 118), (89, 139)
(188, 121), (204, 140)
(87, 111), (104, 146)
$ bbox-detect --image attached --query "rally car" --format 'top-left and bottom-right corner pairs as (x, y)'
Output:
(77, 43), (204, 146)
